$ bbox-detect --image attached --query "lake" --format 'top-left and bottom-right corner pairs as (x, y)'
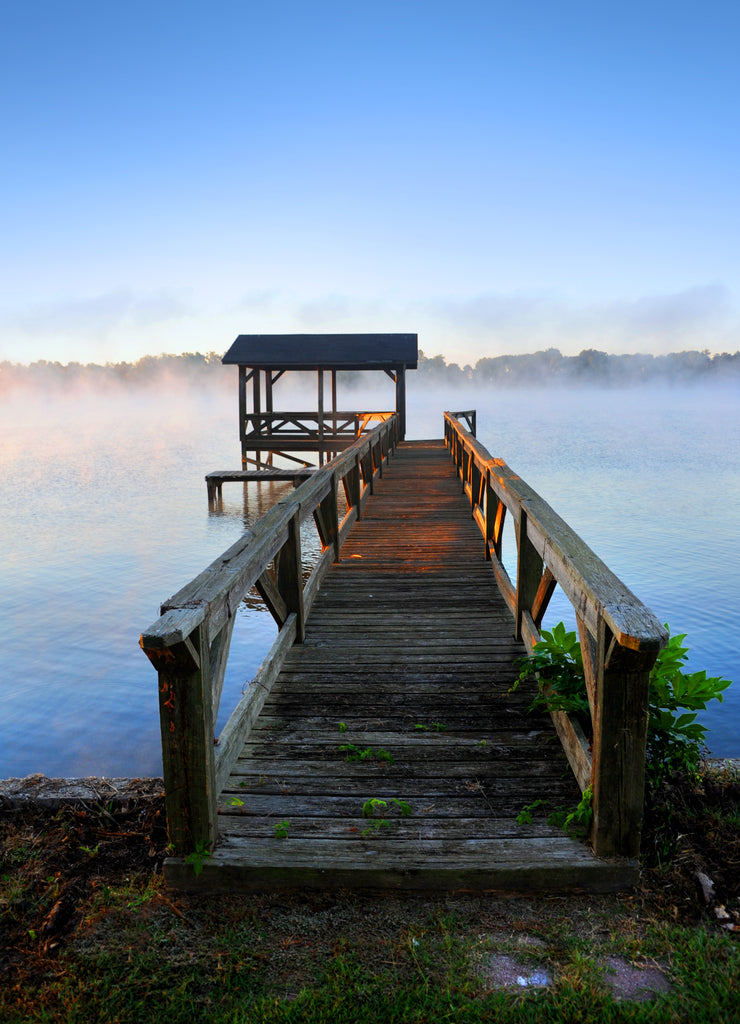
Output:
(1, 378), (737, 778)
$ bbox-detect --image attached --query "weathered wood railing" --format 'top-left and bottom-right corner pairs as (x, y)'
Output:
(243, 410), (395, 440)
(444, 411), (668, 859)
(140, 415), (399, 856)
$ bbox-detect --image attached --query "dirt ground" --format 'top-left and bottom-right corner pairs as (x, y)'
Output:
(1, 764), (738, 977)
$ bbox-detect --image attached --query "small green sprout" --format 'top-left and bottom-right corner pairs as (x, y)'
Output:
(362, 798), (387, 818)
(362, 819), (390, 836)
(185, 841), (211, 876)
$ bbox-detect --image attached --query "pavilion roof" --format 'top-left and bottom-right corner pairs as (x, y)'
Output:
(222, 333), (418, 371)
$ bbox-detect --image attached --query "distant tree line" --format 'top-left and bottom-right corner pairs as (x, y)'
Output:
(0, 352), (229, 395)
(2, 347), (740, 396)
(416, 347), (740, 386)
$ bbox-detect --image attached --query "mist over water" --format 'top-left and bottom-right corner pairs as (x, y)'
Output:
(0, 377), (737, 779)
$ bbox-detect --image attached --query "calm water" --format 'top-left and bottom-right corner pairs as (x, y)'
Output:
(1, 380), (737, 778)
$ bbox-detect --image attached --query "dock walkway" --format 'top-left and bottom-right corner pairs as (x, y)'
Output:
(168, 441), (633, 891)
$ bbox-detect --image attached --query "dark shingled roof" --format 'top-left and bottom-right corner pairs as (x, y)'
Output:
(223, 333), (418, 371)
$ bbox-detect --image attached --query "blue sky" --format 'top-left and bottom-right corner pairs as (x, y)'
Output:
(2, 0), (739, 365)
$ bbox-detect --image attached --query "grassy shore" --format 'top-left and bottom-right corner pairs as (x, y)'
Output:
(1, 763), (738, 1022)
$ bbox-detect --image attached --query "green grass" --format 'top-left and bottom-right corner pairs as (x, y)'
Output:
(2, 879), (739, 1023)
(2, 767), (738, 1023)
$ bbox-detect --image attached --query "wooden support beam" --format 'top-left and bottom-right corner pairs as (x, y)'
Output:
(255, 568), (289, 628)
(531, 567), (557, 628)
(274, 508), (306, 643)
(315, 473), (340, 561)
(208, 613), (237, 725)
(515, 508), (544, 642)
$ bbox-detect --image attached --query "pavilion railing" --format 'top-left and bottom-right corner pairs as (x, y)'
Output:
(243, 410), (395, 440)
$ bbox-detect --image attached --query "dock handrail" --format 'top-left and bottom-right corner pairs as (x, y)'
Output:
(444, 411), (668, 858)
(141, 415), (399, 855)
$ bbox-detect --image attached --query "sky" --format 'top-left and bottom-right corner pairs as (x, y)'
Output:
(1, 0), (739, 367)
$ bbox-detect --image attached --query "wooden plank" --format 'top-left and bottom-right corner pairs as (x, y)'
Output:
(165, 836), (638, 892)
(214, 815), (577, 839)
(206, 468), (315, 483)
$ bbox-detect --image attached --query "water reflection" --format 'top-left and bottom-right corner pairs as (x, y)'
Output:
(0, 384), (737, 779)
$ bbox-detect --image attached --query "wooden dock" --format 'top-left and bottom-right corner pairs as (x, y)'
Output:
(142, 413), (666, 893)
(165, 441), (631, 892)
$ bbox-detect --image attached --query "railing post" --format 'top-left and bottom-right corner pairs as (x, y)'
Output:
(144, 623), (218, 857)
(275, 507), (306, 642)
(515, 507), (543, 642)
(590, 642), (655, 858)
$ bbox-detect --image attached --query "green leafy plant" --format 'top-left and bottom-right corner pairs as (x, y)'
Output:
(361, 798), (389, 835)
(359, 795), (412, 837)
(391, 798), (412, 817)
(512, 622), (590, 724)
(548, 786), (594, 838)
(340, 743), (395, 765)
(338, 721), (347, 733)
(360, 797), (410, 835)
(514, 621), (731, 790)
(362, 798), (387, 818)
(273, 820), (289, 839)
(227, 797), (245, 807)
(516, 799), (549, 825)
(184, 841), (211, 877)
(361, 819), (390, 836)
(516, 788), (593, 839)
(646, 629), (731, 786)
(340, 743), (374, 761)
